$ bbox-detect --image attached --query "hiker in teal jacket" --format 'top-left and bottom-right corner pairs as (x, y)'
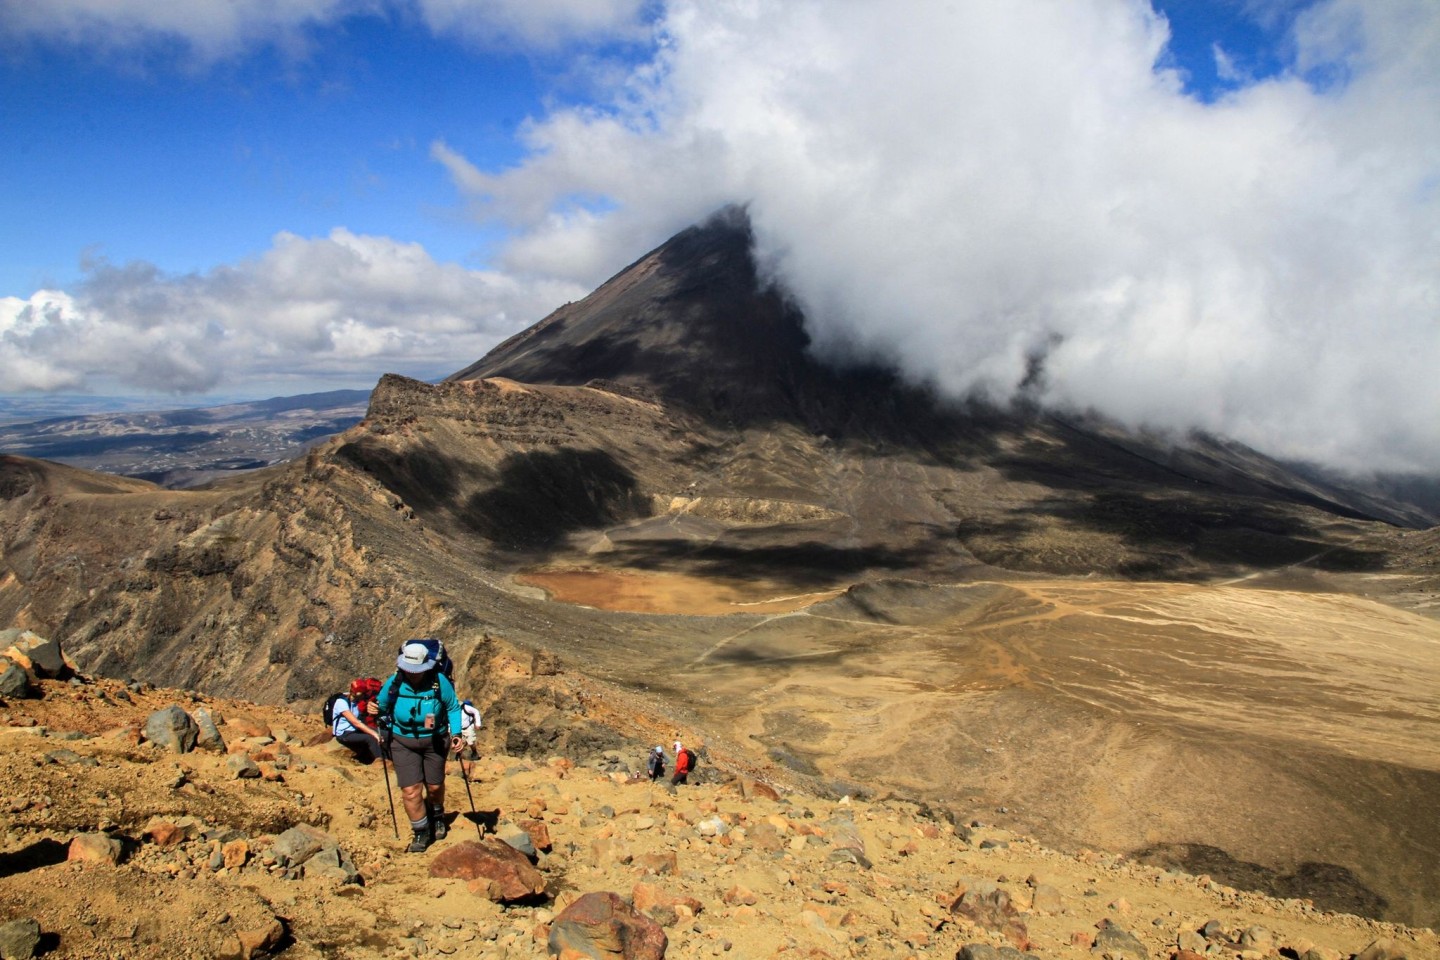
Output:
(379, 641), (464, 852)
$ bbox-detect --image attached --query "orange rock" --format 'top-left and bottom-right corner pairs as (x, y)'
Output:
(228, 715), (271, 738)
(223, 839), (249, 869)
(148, 822), (184, 847)
(68, 833), (122, 865)
(632, 881), (703, 916)
(518, 818), (552, 852)
(723, 885), (758, 906)
(633, 851), (678, 876)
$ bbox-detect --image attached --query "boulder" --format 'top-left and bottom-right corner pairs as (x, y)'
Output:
(957, 945), (1039, 960)
(1031, 884), (1064, 915)
(632, 881), (703, 918)
(952, 888), (1028, 950)
(740, 778), (781, 801)
(0, 918), (41, 960)
(266, 825), (335, 867)
(0, 630), (72, 679)
(1354, 940), (1406, 960)
(227, 755), (261, 779)
(430, 839), (546, 902)
(1092, 920), (1148, 960)
(497, 822), (538, 859)
(67, 833), (123, 865)
(303, 845), (361, 884)
(216, 918), (285, 960)
(519, 818), (553, 852)
(223, 839), (250, 869)
(0, 662), (33, 700)
(547, 891), (667, 960)
(144, 706), (199, 753)
(194, 707), (227, 752)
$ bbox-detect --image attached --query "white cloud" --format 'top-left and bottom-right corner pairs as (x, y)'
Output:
(0, 231), (586, 396)
(0, 0), (647, 59)
(431, 0), (1440, 474)
(412, 0), (650, 49)
(0, 0), (371, 61)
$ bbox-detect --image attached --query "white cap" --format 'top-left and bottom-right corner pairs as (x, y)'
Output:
(397, 641), (436, 672)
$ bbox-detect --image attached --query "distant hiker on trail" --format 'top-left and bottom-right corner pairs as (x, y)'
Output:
(671, 740), (692, 785)
(379, 641), (463, 853)
(457, 698), (482, 779)
(330, 678), (385, 764)
(647, 745), (666, 781)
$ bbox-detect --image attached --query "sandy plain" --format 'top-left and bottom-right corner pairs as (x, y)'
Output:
(513, 563), (1440, 929)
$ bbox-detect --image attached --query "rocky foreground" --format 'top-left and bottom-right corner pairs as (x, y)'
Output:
(0, 647), (1436, 960)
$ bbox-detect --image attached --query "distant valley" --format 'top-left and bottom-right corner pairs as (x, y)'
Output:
(0, 389), (368, 487)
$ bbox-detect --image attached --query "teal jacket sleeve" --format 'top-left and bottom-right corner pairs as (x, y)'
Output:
(377, 674), (397, 718)
(439, 675), (463, 736)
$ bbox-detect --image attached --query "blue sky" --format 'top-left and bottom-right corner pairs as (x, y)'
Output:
(1, 1), (1297, 297)
(1, 0), (1437, 472)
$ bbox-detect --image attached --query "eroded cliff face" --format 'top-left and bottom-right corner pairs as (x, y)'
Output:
(0, 452), (429, 701)
(0, 374), (710, 702)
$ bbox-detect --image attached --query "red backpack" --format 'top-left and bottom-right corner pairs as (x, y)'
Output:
(324, 677), (382, 729)
(350, 677), (382, 719)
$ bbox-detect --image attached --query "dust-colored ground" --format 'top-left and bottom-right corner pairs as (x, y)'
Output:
(518, 566), (844, 615)
(1, 676), (1437, 960)
(508, 564), (1440, 930)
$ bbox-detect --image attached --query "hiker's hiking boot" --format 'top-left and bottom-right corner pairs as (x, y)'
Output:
(432, 817), (449, 840)
(407, 832), (432, 854)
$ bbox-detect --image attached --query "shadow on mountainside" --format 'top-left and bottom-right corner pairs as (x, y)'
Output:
(604, 535), (947, 589)
(957, 426), (1395, 579)
(335, 437), (467, 515)
(461, 448), (645, 549)
(336, 438), (647, 550)
(1132, 842), (1388, 920)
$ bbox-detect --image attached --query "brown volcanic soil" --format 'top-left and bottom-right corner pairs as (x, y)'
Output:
(2, 674), (1437, 960)
(498, 566), (1440, 930)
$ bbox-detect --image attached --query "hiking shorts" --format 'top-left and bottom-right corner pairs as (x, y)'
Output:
(390, 734), (446, 788)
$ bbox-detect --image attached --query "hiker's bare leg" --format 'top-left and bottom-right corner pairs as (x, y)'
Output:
(401, 783), (426, 822)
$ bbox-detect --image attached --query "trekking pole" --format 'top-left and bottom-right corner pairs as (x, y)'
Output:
(380, 734), (399, 840)
(457, 745), (481, 840)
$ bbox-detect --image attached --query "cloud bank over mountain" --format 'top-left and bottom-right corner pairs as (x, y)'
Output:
(439, 0), (1439, 473)
(4, 0), (1437, 474)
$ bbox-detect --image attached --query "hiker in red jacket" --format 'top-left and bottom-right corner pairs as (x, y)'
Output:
(671, 740), (691, 785)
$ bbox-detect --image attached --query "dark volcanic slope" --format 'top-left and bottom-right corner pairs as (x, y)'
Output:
(451, 207), (993, 443)
(452, 208), (1432, 529)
